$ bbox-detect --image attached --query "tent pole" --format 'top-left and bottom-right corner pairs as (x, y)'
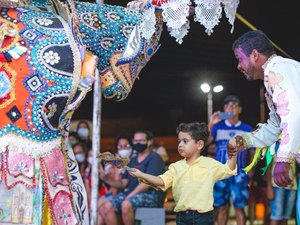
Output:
(90, 69), (101, 225)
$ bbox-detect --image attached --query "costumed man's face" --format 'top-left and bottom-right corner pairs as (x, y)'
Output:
(234, 48), (259, 81)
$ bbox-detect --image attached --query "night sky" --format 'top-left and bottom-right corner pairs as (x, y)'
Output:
(73, 0), (300, 137)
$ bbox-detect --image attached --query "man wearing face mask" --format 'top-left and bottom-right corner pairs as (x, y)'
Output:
(100, 130), (165, 225)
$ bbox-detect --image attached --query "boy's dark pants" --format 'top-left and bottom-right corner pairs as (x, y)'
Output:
(176, 210), (214, 225)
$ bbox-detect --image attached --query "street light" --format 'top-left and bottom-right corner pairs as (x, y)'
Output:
(200, 83), (223, 121)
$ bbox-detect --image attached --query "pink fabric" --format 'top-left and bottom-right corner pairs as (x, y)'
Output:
(266, 71), (283, 93)
(280, 122), (290, 145)
(7, 151), (34, 178)
(276, 91), (290, 116)
(44, 148), (69, 187)
(53, 191), (78, 225)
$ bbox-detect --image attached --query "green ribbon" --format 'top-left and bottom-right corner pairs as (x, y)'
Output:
(261, 146), (273, 175)
(242, 147), (267, 173)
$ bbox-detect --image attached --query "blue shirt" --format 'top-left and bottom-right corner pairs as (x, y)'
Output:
(212, 120), (253, 174)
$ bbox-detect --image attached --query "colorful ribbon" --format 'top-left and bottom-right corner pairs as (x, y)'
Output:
(242, 147), (267, 173)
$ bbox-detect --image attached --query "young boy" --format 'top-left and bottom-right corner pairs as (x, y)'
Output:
(128, 122), (238, 225)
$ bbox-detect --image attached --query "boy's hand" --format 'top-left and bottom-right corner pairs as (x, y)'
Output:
(227, 136), (245, 158)
(125, 166), (136, 172)
(126, 166), (142, 178)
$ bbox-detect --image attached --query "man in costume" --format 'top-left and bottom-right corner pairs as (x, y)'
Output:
(228, 30), (300, 223)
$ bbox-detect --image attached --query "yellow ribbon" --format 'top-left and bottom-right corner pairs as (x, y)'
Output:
(242, 146), (267, 173)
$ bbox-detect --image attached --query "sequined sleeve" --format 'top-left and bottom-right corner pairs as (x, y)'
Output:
(241, 107), (281, 150)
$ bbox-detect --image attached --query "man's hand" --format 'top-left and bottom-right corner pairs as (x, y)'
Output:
(227, 136), (245, 159)
(208, 111), (221, 131)
(273, 162), (292, 187)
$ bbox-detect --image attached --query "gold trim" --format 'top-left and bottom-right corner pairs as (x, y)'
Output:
(241, 133), (253, 149)
(276, 153), (296, 164)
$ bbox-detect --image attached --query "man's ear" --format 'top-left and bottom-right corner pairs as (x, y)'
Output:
(238, 106), (242, 114)
(147, 139), (152, 147)
(251, 49), (259, 61)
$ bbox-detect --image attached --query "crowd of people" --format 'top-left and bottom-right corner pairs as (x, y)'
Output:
(69, 121), (169, 225)
(71, 118), (298, 225)
(69, 30), (300, 225)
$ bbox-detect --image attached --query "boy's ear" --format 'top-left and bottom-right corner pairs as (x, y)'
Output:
(197, 140), (204, 150)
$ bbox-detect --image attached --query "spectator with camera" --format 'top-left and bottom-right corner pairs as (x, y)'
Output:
(208, 95), (255, 225)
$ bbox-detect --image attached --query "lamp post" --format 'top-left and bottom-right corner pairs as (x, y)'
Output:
(200, 83), (223, 121)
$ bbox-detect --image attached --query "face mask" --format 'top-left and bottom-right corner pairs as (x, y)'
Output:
(75, 153), (85, 163)
(77, 128), (89, 139)
(118, 149), (132, 158)
(87, 156), (93, 165)
(133, 143), (147, 153)
(69, 140), (77, 147)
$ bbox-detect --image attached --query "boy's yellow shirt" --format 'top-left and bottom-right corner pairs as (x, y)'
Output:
(159, 156), (237, 213)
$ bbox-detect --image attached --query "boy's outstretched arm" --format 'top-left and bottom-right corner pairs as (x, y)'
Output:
(227, 153), (237, 170)
(128, 167), (165, 188)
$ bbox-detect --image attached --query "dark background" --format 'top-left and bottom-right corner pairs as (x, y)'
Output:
(73, 0), (300, 137)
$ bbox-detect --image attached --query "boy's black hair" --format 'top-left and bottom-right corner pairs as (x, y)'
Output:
(176, 122), (209, 146)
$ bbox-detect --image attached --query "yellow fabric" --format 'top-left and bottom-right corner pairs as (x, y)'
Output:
(159, 156), (237, 213)
(42, 196), (53, 225)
